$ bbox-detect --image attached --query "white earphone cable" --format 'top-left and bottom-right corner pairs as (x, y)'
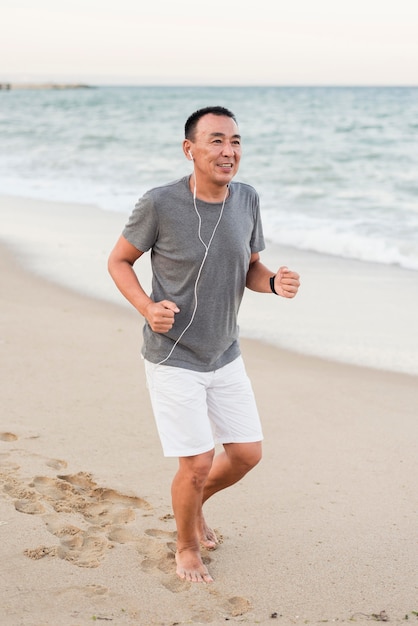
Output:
(156, 175), (227, 366)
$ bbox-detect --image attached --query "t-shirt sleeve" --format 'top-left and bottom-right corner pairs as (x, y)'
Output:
(122, 191), (159, 252)
(250, 195), (266, 253)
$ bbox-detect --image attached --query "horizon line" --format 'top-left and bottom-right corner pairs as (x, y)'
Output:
(2, 81), (418, 89)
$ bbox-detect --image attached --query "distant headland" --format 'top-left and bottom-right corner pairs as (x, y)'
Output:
(0, 83), (94, 90)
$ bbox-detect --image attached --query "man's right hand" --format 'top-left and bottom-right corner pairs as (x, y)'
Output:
(144, 300), (180, 333)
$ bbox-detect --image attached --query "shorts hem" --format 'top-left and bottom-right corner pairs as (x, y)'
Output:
(162, 443), (216, 458)
(163, 437), (264, 457)
(217, 436), (264, 445)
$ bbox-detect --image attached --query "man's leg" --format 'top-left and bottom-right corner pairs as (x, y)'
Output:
(204, 442), (262, 501)
(197, 356), (263, 547)
(172, 449), (215, 583)
(198, 441), (262, 547)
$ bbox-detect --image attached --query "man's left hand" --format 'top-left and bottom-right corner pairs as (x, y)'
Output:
(274, 266), (300, 298)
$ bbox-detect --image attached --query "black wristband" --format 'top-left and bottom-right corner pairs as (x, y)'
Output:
(270, 275), (278, 295)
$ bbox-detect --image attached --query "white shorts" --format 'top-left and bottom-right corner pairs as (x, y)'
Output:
(144, 356), (263, 457)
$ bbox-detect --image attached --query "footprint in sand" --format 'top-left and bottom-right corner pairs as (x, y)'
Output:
(2, 459), (252, 621)
(55, 584), (109, 598)
(24, 545), (57, 560)
(33, 473), (153, 567)
(15, 499), (46, 515)
(3, 469), (153, 568)
(27, 513), (111, 568)
(45, 458), (68, 470)
(130, 526), (252, 619)
(2, 475), (45, 514)
(0, 432), (18, 442)
(225, 596), (253, 617)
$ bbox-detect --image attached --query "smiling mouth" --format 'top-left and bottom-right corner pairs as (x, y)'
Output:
(218, 163), (233, 169)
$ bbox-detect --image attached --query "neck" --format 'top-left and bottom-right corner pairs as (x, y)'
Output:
(189, 175), (229, 203)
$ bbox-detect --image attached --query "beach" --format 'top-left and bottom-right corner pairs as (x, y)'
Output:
(1, 195), (418, 625)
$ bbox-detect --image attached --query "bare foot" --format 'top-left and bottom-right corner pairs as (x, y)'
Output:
(197, 512), (219, 550)
(175, 548), (214, 583)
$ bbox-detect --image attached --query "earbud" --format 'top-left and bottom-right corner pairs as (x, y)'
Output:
(188, 150), (194, 160)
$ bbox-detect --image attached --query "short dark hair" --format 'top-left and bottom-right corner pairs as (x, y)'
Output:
(185, 106), (237, 140)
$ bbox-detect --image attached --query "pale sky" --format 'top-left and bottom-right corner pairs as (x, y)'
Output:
(1, 0), (418, 85)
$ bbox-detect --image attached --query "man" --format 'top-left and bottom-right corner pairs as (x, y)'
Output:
(108, 106), (300, 583)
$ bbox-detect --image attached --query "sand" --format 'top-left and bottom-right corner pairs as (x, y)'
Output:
(1, 214), (418, 624)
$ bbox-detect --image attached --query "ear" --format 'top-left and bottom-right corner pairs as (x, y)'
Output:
(183, 140), (193, 160)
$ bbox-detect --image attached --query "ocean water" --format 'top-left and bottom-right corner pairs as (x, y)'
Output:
(1, 85), (418, 272)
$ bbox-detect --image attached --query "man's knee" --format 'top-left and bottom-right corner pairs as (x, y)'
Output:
(244, 441), (262, 469)
(226, 441), (262, 471)
(178, 450), (215, 489)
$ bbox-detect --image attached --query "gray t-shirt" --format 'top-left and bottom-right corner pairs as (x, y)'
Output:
(123, 176), (265, 371)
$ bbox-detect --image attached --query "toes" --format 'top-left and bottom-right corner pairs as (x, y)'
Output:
(176, 566), (213, 583)
(176, 567), (187, 581)
(202, 571), (214, 583)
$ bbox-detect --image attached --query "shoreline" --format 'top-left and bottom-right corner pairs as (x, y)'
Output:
(1, 192), (417, 378)
(1, 237), (418, 624)
(0, 83), (93, 90)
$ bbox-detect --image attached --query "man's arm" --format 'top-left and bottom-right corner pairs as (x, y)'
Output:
(246, 252), (300, 298)
(108, 235), (179, 333)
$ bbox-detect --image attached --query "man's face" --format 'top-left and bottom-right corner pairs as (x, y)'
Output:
(188, 114), (242, 187)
